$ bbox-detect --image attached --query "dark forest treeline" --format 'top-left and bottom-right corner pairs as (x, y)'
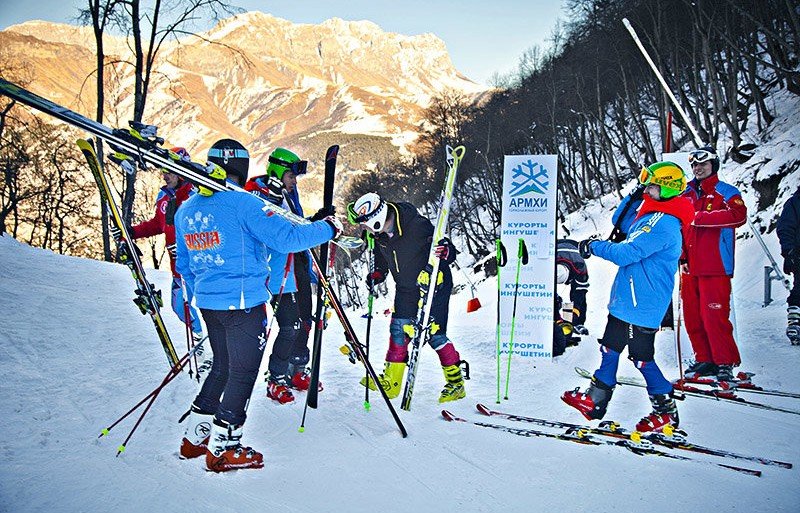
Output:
(342, 0), (800, 263)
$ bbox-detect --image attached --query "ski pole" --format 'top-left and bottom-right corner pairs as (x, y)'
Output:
(495, 239), (508, 404)
(504, 238), (528, 400)
(676, 272), (685, 380)
(99, 341), (205, 452)
(364, 232), (376, 411)
(262, 253), (294, 386)
(179, 277), (197, 381)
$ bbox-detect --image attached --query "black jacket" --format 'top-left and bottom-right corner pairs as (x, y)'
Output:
(373, 202), (454, 317)
(374, 202), (436, 293)
(777, 187), (800, 257)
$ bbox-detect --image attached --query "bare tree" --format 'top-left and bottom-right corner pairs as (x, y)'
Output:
(80, 0), (241, 238)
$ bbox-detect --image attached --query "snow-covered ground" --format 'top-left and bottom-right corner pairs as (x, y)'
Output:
(0, 197), (798, 513)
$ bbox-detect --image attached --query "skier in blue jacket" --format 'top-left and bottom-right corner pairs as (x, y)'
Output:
(562, 161), (695, 433)
(174, 138), (342, 472)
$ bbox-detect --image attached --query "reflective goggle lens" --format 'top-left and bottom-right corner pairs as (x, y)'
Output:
(638, 166), (651, 185)
(688, 149), (715, 164)
(268, 156), (308, 175)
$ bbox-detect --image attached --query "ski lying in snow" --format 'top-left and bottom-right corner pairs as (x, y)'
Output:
(77, 138), (179, 368)
(442, 410), (761, 477)
(677, 375), (800, 400)
(0, 79), (362, 252)
(476, 403), (792, 469)
(401, 144), (466, 411)
(575, 367), (800, 416)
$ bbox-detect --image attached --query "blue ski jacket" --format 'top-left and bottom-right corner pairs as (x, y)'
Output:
(175, 188), (333, 311)
(245, 176), (317, 294)
(591, 196), (694, 329)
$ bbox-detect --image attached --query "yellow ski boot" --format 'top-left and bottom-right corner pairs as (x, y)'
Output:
(439, 364), (466, 403)
(360, 361), (406, 399)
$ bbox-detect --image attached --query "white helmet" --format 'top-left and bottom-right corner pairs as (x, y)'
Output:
(556, 263), (570, 284)
(352, 192), (388, 232)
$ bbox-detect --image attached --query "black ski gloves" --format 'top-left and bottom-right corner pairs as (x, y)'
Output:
(784, 248), (797, 275)
(578, 236), (599, 259)
(366, 270), (386, 288)
(434, 237), (458, 265)
(310, 205), (336, 222)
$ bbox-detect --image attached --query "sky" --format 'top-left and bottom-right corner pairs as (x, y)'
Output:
(0, 0), (566, 86)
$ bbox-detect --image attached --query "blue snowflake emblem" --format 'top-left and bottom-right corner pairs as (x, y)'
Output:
(510, 160), (549, 197)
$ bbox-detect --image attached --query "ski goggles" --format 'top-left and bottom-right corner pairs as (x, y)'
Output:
(268, 155), (308, 175)
(207, 147), (249, 162)
(638, 166), (684, 191)
(347, 202), (381, 224)
(347, 199), (388, 232)
(688, 148), (717, 165)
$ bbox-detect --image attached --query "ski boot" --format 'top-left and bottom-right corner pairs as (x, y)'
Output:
(439, 364), (466, 403)
(787, 306), (800, 345)
(288, 365), (323, 392)
(684, 360), (718, 379)
(635, 393), (679, 433)
(179, 405), (213, 459)
(360, 362), (406, 399)
(205, 419), (263, 472)
(266, 374), (295, 404)
(716, 364), (735, 383)
(561, 377), (614, 420)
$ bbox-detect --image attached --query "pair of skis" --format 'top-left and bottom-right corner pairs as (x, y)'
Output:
(575, 367), (800, 416)
(0, 79), (407, 437)
(401, 145), (466, 411)
(675, 374), (800, 399)
(444, 404), (794, 477)
(77, 138), (180, 369)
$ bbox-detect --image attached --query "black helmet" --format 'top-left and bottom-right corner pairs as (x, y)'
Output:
(207, 139), (249, 183)
(688, 145), (720, 174)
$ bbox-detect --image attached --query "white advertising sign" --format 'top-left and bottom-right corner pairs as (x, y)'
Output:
(499, 155), (559, 361)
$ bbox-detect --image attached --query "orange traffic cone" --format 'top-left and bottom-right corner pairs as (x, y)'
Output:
(467, 290), (482, 313)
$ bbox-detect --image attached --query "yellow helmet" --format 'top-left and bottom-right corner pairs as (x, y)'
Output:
(638, 161), (686, 199)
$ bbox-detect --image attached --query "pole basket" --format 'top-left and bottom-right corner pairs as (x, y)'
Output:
(467, 297), (482, 313)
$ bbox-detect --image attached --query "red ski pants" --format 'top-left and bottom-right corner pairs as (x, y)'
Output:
(681, 274), (741, 365)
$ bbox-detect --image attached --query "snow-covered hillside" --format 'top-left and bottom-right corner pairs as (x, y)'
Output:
(0, 193), (798, 513)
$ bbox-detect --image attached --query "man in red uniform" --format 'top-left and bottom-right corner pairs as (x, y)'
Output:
(680, 146), (747, 381)
(129, 147), (203, 340)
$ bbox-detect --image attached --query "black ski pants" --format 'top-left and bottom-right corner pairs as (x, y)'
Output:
(194, 306), (267, 426)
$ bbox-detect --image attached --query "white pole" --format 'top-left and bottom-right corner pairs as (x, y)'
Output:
(622, 18), (703, 147)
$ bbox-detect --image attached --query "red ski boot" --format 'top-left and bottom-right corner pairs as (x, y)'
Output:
(561, 377), (614, 421)
(290, 367), (323, 392)
(179, 405), (212, 459)
(267, 375), (295, 404)
(635, 393), (679, 433)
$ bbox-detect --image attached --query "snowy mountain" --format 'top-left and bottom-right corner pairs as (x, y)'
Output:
(0, 191), (798, 512)
(0, 12), (489, 188)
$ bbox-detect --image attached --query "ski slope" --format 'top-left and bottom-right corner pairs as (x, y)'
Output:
(0, 214), (798, 513)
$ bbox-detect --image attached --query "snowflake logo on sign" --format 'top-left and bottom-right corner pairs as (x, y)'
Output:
(510, 160), (549, 197)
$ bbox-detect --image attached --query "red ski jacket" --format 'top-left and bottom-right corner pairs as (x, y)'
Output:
(131, 181), (194, 276)
(682, 173), (747, 277)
